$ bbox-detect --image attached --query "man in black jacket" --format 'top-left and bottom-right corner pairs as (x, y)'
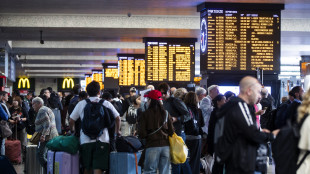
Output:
(217, 76), (279, 174)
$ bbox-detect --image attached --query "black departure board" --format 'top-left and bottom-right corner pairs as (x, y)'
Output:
(102, 64), (119, 89)
(117, 54), (146, 87)
(198, 3), (284, 74)
(143, 38), (197, 82)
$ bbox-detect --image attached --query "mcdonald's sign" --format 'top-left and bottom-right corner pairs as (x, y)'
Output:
(18, 78), (30, 89)
(62, 78), (74, 89)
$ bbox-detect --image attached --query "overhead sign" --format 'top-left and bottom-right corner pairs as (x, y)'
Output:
(18, 78), (30, 89)
(62, 78), (74, 89)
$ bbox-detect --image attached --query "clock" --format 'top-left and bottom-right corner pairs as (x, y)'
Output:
(200, 18), (207, 53)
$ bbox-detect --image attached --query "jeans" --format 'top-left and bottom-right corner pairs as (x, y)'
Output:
(171, 132), (192, 174)
(144, 146), (170, 174)
(1, 138), (5, 155)
(36, 141), (48, 171)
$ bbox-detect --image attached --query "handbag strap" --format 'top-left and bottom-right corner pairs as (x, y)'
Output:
(134, 153), (138, 174)
(148, 111), (168, 136)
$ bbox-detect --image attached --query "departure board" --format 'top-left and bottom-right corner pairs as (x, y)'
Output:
(198, 3), (284, 74)
(92, 70), (104, 90)
(102, 64), (119, 89)
(85, 74), (92, 87)
(118, 54), (146, 87)
(104, 65), (119, 79)
(143, 38), (196, 82)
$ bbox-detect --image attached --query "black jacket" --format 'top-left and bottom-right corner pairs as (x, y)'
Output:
(163, 97), (190, 135)
(218, 97), (274, 174)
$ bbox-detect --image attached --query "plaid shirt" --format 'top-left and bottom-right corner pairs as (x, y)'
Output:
(35, 106), (58, 140)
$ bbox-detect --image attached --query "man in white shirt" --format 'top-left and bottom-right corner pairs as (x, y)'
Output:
(69, 81), (121, 174)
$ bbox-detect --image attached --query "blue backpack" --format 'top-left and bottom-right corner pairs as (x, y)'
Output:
(82, 99), (114, 140)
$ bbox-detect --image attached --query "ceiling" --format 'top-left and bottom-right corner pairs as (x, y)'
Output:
(1, 0), (310, 78)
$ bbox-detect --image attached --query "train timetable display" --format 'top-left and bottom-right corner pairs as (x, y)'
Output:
(198, 3), (284, 74)
(118, 54), (146, 86)
(144, 38), (196, 82)
(104, 65), (118, 79)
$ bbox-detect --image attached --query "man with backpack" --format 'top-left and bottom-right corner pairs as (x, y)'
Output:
(214, 76), (279, 174)
(69, 81), (121, 174)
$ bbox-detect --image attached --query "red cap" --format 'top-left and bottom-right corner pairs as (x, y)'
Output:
(144, 90), (162, 100)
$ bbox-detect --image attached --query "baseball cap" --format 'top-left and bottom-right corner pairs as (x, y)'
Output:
(144, 90), (162, 100)
(130, 87), (136, 92)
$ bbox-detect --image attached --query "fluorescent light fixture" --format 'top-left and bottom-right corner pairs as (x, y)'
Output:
(25, 69), (92, 73)
(21, 64), (102, 68)
(280, 66), (300, 72)
(24, 55), (117, 60)
(279, 72), (301, 76)
(27, 74), (85, 77)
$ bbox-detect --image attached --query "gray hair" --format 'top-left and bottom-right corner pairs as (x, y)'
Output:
(32, 97), (44, 105)
(196, 87), (207, 96)
(208, 85), (218, 95)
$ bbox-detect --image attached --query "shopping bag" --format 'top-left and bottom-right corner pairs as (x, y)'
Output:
(168, 133), (188, 164)
(46, 135), (79, 154)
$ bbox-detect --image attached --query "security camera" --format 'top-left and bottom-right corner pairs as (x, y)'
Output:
(127, 13), (131, 17)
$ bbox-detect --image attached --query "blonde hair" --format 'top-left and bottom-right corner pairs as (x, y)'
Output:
(174, 88), (188, 100)
(297, 88), (310, 123)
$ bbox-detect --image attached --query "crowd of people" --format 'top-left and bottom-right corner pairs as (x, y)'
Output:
(0, 76), (309, 174)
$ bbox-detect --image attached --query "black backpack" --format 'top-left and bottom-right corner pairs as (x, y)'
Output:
(111, 100), (123, 116)
(116, 136), (143, 153)
(260, 109), (277, 131)
(213, 115), (230, 164)
(126, 104), (138, 124)
(272, 114), (309, 174)
(82, 99), (114, 140)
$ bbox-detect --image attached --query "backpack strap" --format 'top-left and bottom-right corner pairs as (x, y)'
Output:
(85, 98), (91, 103)
(99, 99), (104, 105)
(297, 151), (310, 169)
(148, 111), (168, 136)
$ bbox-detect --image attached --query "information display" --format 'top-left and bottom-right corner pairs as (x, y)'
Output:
(118, 54), (146, 87)
(102, 64), (119, 89)
(92, 70), (103, 90)
(198, 3), (284, 74)
(143, 38), (196, 82)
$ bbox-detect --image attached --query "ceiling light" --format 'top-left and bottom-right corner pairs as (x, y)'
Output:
(21, 64), (103, 68)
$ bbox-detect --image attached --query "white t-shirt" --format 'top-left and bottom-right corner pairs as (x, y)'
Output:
(70, 97), (119, 144)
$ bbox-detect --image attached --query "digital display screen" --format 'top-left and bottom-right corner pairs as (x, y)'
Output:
(85, 74), (92, 87)
(118, 54), (146, 87)
(92, 70), (103, 90)
(144, 38), (196, 82)
(198, 3), (284, 74)
(102, 64), (119, 89)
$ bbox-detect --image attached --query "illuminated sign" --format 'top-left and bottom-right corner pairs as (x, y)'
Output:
(143, 38), (196, 82)
(18, 78), (30, 89)
(62, 78), (74, 89)
(92, 70), (104, 90)
(198, 2), (284, 74)
(85, 74), (92, 87)
(118, 54), (146, 86)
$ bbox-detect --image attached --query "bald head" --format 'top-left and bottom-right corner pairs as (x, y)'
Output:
(239, 76), (262, 105)
(239, 76), (260, 94)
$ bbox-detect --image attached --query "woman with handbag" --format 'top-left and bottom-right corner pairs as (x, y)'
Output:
(9, 96), (29, 159)
(32, 97), (58, 171)
(139, 90), (174, 174)
(184, 92), (205, 174)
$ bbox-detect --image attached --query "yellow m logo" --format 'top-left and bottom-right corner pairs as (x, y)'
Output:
(18, 78), (30, 89)
(62, 78), (74, 89)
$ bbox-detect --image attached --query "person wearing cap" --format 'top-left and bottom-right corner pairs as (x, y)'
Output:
(139, 90), (174, 174)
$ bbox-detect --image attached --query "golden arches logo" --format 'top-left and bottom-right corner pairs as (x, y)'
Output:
(62, 78), (74, 89)
(18, 78), (30, 89)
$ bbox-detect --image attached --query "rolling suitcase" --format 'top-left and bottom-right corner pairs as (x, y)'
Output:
(47, 150), (79, 174)
(24, 145), (44, 174)
(5, 126), (21, 164)
(110, 151), (141, 174)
